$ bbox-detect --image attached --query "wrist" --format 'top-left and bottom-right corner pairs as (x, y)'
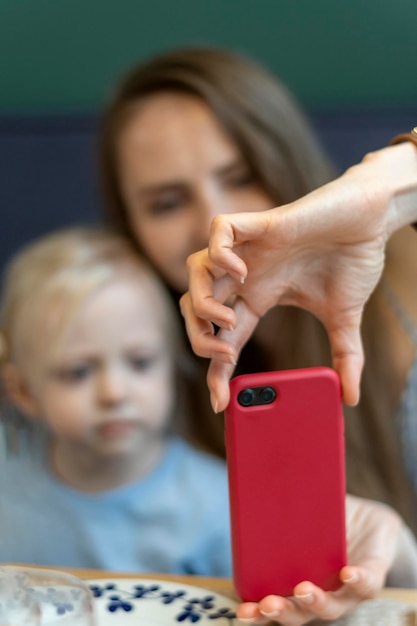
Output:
(342, 141), (417, 240)
(386, 129), (417, 235)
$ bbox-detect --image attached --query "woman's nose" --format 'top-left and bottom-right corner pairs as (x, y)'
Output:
(192, 193), (224, 247)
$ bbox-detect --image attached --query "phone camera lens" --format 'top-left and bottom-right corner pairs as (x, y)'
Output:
(238, 388), (255, 407)
(260, 386), (276, 404)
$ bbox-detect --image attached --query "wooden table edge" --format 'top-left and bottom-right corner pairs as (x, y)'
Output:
(3, 565), (417, 603)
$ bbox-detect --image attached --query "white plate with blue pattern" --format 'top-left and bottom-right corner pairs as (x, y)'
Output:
(88, 578), (238, 625)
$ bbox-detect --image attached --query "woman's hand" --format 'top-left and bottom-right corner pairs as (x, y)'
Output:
(234, 495), (417, 625)
(180, 142), (417, 412)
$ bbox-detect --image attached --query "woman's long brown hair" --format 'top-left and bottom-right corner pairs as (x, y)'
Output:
(99, 46), (416, 533)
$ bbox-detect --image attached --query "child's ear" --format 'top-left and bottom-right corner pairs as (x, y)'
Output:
(2, 363), (41, 419)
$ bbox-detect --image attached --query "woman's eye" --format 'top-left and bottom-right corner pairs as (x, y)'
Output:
(225, 171), (256, 189)
(149, 195), (184, 216)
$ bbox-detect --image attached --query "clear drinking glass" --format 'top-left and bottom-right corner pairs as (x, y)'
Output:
(0, 566), (41, 625)
(0, 567), (96, 626)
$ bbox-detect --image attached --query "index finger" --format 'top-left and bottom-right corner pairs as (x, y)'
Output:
(185, 249), (238, 330)
(207, 299), (260, 412)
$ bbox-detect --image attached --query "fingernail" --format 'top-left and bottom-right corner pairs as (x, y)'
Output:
(240, 276), (245, 285)
(238, 619), (256, 624)
(260, 609), (280, 618)
(228, 324), (234, 332)
(210, 393), (219, 414)
(229, 355), (237, 365)
(343, 572), (359, 584)
(295, 592), (314, 604)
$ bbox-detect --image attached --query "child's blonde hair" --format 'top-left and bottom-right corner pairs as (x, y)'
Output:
(0, 227), (180, 380)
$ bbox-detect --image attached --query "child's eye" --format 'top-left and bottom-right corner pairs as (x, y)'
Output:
(129, 356), (154, 371)
(57, 366), (91, 382)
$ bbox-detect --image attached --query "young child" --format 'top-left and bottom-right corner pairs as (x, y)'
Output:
(0, 227), (231, 575)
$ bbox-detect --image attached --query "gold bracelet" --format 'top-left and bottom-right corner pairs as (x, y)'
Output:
(389, 128), (417, 231)
(389, 126), (417, 148)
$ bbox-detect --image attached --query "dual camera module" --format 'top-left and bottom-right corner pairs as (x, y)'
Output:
(238, 386), (277, 407)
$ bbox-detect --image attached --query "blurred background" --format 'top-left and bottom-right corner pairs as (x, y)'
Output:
(1, 0), (416, 272)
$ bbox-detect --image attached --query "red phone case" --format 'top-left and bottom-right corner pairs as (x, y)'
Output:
(225, 367), (346, 601)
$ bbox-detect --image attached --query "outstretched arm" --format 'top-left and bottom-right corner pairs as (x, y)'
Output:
(235, 495), (417, 625)
(180, 140), (417, 412)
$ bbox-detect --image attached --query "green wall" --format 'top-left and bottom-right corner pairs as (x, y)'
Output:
(1, 0), (416, 113)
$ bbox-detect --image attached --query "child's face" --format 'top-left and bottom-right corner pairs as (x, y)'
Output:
(25, 277), (174, 460)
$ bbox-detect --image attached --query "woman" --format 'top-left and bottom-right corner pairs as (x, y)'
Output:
(99, 46), (417, 529)
(99, 46), (336, 462)
(97, 47), (417, 621)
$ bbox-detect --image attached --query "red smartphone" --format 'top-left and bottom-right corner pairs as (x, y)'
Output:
(225, 367), (346, 601)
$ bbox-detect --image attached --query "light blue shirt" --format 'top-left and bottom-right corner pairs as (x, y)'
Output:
(0, 429), (231, 576)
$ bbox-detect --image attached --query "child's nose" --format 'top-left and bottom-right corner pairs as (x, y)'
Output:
(96, 368), (128, 405)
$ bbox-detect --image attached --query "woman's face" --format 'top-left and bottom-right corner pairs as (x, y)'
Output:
(116, 93), (274, 293)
